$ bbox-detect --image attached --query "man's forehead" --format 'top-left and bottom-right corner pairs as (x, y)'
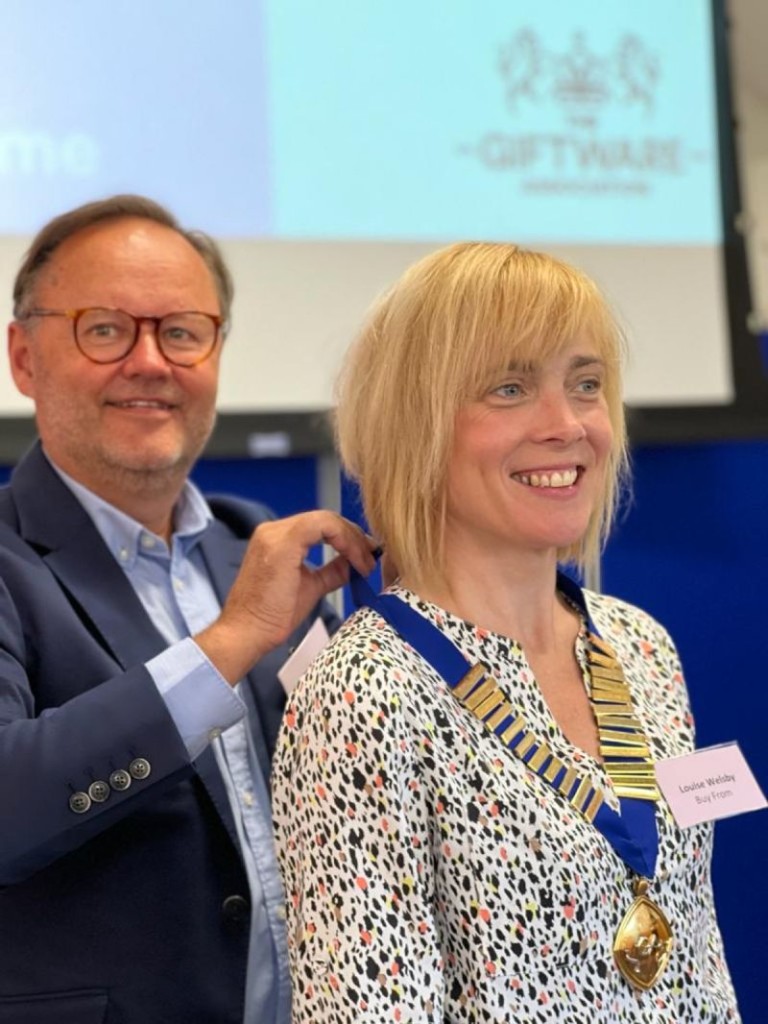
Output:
(48, 216), (191, 262)
(35, 217), (218, 301)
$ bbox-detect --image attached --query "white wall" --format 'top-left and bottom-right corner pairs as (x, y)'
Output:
(734, 84), (768, 326)
(730, 0), (768, 327)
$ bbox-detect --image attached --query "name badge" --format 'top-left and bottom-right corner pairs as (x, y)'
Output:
(278, 617), (330, 695)
(655, 742), (767, 828)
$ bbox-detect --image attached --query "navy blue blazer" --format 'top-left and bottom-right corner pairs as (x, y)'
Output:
(0, 444), (340, 1024)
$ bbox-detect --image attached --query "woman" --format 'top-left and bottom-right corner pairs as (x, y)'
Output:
(272, 243), (740, 1022)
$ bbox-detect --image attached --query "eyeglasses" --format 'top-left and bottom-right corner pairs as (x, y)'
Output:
(20, 307), (225, 367)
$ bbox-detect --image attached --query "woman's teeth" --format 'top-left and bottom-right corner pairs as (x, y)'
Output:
(513, 469), (578, 488)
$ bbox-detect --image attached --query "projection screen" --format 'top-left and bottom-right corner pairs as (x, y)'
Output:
(0, 0), (762, 456)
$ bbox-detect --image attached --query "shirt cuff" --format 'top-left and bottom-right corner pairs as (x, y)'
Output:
(147, 638), (246, 759)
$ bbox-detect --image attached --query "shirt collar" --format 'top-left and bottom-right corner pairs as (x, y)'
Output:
(47, 455), (213, 570)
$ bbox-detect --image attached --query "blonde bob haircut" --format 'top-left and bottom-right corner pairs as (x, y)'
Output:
(335, 242), (629, 588)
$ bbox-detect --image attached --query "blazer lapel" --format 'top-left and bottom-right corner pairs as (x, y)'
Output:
(12, 446), (167, 668)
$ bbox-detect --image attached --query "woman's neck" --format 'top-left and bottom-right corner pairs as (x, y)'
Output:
(401, 542), (575, 655)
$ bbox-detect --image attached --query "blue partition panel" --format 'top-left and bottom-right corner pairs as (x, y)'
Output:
(602, 441), (767, 1017)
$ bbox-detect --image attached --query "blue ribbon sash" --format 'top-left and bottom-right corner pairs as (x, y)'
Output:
(350, 569), (659, 878)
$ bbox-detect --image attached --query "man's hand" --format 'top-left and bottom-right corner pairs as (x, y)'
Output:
(195, 511), (376, 684)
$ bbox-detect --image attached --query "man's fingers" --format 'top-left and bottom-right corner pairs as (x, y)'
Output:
(279, 511), (377, 575)
(321, 520), (378, 576)
(255, 511), (375, 566)
(308, 554), (352, 598)
(202, 510), (379, 681)
(322, 528), (377, 577)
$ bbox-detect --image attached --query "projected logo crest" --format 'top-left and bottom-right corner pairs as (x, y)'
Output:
(456, 28), (691, 196)
(499, 31), (659, 122)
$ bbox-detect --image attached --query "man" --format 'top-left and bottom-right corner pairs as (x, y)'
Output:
(0, 195), (375, 1023)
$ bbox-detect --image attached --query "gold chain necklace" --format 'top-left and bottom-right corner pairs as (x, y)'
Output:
(452, 629), (673, 990)
(585, 632), (673, 990)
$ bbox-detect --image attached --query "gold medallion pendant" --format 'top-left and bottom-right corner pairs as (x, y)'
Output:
(613, 878), (673, 991)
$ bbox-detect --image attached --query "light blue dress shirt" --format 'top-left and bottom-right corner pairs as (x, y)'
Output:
(54, 463), (290, 1024)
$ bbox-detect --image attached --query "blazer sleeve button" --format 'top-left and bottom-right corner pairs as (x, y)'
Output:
(109, 768), (132, 792)
(128, 757), (152, 781)
(69, 791), (92, 814)
(88, 780), (111, 803)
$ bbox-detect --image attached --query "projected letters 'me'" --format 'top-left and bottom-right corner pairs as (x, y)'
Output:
(0, 133), (98, 178)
